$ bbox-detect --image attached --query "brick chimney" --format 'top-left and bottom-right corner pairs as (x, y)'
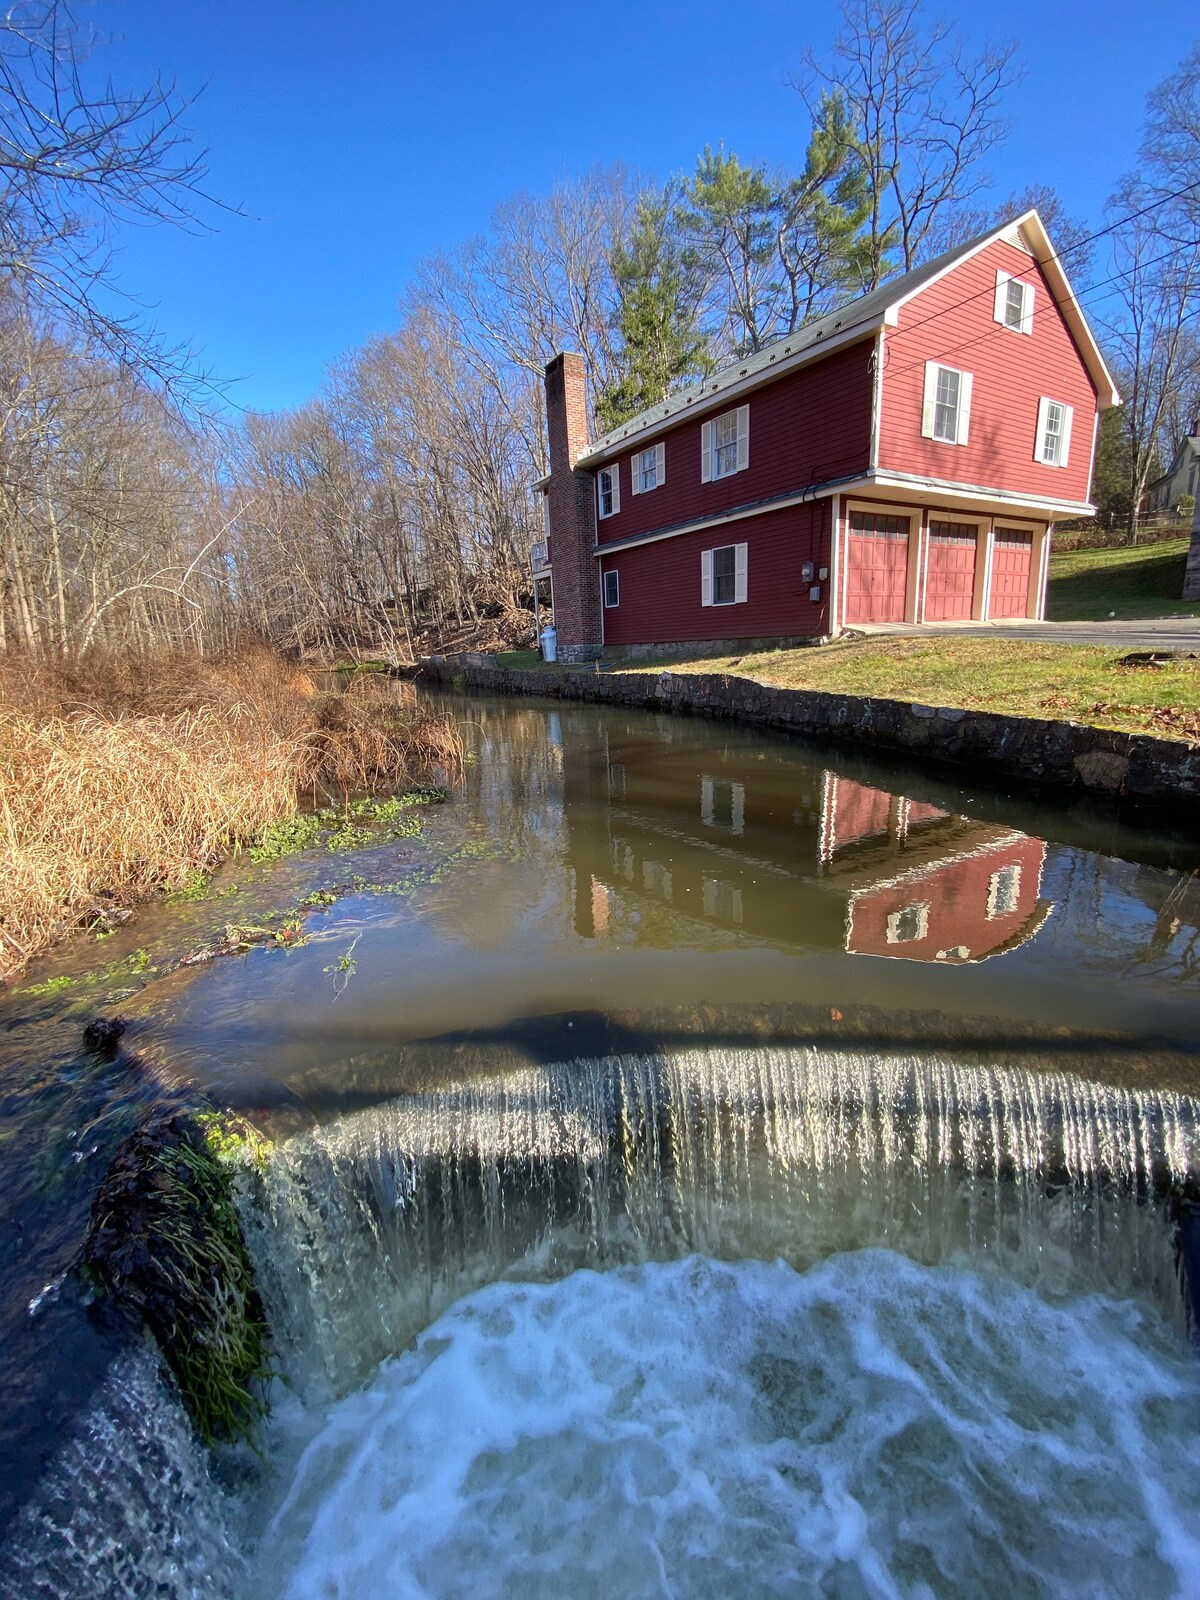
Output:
(544, 351), (602, 661)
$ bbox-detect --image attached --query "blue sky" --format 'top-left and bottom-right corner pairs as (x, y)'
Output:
(88, 0), (1196, 414)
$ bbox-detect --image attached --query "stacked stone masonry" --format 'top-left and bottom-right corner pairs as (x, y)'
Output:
(421, 658), (1200, 810)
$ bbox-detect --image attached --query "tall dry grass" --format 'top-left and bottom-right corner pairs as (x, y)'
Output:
(0, 646), (462, 980)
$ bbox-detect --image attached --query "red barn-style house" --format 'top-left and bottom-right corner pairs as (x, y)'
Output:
(537, 211), (1119, 661)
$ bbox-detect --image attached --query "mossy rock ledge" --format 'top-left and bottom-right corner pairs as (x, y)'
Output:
(83, 1109), (271, 1446)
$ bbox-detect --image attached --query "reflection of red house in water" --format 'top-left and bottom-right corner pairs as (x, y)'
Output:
(820, 774), (1050, 963)
(564, 718), (1051, 964)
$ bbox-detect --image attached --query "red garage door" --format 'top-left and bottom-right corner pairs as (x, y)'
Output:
(844, 512), (910, 624)
(990, 529), (1033, 618)
(924, 522), (978, 621)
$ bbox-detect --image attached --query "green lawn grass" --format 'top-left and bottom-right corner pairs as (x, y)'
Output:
(624, 636), (1200, 739)
(1047, 537), (1200, 621)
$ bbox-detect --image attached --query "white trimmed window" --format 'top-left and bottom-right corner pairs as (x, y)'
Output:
(994, 270), (1035, 335)
(603, 569), (619, 608)
(1035, 397), (1074, 468)
(886, 902), (930, 944)
(597, 465), (620, 518)
(921, 362), (972, 445)
(700, 405), (749, 482)
(986, 863), (1022, 918)
(631, 442), (665, 494)
(701, 542), (748, 606)
(700, 775), (745, 835)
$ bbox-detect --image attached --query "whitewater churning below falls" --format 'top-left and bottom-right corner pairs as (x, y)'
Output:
(247, 1044), (1199, 1402)
(7, 1043), (1200, 1599)
(255, 1252), (1200, 1600)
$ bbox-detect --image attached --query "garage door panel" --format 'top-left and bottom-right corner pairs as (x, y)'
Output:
(844, 512), (910, 625)
(925, 521), (977, 622)
(990, 529), (1033, 619)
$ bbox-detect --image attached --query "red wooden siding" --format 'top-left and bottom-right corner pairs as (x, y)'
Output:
(924, 521), (977, 620)
(593, 340), (873, 548)
(844, 511), (909, 623)
(877, 238), (1099, 505)
(599, 501), (832, 645)
(846, 835), (1046, 961)
(828, 776), (894, 850)
(989, 528), (1033, 617)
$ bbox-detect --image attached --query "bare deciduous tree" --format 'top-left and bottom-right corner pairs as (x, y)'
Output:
(796, 0), (1022, 286)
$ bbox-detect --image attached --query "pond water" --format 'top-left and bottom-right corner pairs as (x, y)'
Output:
(1, 690), (1199, 1598)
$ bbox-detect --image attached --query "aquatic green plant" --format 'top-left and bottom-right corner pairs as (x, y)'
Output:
(169, 869), (211, 903)
(196, 1109), (272, 1172)
(248, 812), (325, 862)
(83, 1111), (271, 1446)
(22, 973), (73, 995)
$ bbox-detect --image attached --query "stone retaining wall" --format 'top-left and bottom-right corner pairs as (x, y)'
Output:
(420, 656), (1200, 810)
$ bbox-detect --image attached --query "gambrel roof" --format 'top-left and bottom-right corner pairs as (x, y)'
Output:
(579, 210), (1119, 469)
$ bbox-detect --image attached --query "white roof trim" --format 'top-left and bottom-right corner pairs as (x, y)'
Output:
(888, 209), (1119, 409)
(574, 208), (1119, 469)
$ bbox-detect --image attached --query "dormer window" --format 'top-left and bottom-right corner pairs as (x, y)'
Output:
(631, 442), (665, 495)
(597, 465), (620, 518)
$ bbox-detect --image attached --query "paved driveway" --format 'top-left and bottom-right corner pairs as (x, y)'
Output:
(852, 618), (1200, 651)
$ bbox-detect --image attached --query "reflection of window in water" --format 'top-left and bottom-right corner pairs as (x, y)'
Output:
(702, 876), (744, 923)
(642, 859), (673, 901)
(886, 902), (930, 943)
(700, 775), (745, 835)
(987, 863), (1021, 918)
(611, 840), (636, 882)
(608, 761), (626, 799)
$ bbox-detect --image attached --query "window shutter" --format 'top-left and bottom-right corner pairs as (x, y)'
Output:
(956, 373), (973, 446)
(736, 405), (750, 472)
(611, 464), (620, 514)
(921, 363), (938, 438)
(994, 270), (1009, 325)
(1021, 281), (1035, 335)
(630, 453), (640, 495)
(1059, 404), (1074, 468)
(701, 550), (713, 606)
(1033, 397), (1050, 463)
(701, 421), (713, 483)
(734, 542), (748, 603)
(655, 441), (665, 485)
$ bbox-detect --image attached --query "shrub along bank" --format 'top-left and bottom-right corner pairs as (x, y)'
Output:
(0, 646), (462, 979)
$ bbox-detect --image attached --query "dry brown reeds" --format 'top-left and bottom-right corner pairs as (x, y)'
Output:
(0, 646), (462, 980)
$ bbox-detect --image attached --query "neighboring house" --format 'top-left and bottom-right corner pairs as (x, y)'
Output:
(1143, 421), (1200, 514)
(537, 209), (1119, 661)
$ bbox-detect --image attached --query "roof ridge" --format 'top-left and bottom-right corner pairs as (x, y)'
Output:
(581, 214), (1025, 460)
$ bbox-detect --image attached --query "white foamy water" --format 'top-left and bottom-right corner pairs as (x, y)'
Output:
(254, 1250), (1200, 1600)
(248, 1047), (1200, 1402)
(0, 1341), (245, 1600)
